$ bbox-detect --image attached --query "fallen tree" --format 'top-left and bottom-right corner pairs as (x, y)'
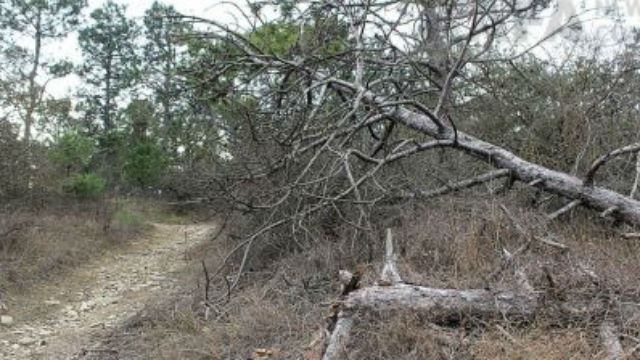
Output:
(184, 0), (640, 228)
(178, 2), (640, 347)
(319, 229), (631, 360)
(381, 100), (640, 226)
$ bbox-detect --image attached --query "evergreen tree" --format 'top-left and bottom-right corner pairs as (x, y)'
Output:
(142, 1), (189, 156)
(0, 0), (85, 162)
(78, 0), (138, 133)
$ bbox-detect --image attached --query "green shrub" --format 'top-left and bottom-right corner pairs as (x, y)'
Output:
(113, 208), (144, 227)
(123, 140), (168, 187)
(63, 173), (106, 199)
(50, 132), (96, 173)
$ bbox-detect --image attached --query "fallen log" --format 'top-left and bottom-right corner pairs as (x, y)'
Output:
(381, 97), (640, 227)
(345, 285), (536, 320)
(320, 228), (638, 359)
(199, 20), (640, 227)
(322, 229), (536, 360)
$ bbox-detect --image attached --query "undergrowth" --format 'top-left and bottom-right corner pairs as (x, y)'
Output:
(0, 197), (175, 295)
(93, 192), (640, 359)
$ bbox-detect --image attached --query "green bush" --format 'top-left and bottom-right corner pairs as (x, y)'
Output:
(123, 140), (167, 187)
(113, 208), (144, 227)
(63, 173), (106, 199)
(50, 132), (96, 173)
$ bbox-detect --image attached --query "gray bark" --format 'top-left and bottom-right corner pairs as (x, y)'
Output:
(599, 322), (624, 360)
(345, 285), (536, 319)
(380, 98), (640, 226)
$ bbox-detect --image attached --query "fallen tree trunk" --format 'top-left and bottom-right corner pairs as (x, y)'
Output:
(345, 284), (536, 320)
(192, 17), (640, 228)
(307, 78), (640, 227)
(320, 229), (632, 360)
(375, 93), (640, 226)
(322, 229), (537, 360)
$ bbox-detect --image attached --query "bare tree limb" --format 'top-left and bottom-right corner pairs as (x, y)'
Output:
(547, 200), (582, 220)
(400, 169), (510, 200)
(631, 153), (640, 199)
(585, 143), (640, 186)
(600, 321), (624, 360)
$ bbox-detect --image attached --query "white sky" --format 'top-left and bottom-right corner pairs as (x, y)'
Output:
(43, 0), (640, 99)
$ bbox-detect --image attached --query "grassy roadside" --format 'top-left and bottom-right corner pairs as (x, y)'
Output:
(0, 197), (195, 302)
(89, 194), (640, 359)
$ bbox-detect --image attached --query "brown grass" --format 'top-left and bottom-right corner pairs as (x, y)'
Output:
(470, 327), (603, 360)
(0, 197), (152, 295)
(66, 193), (640, 359)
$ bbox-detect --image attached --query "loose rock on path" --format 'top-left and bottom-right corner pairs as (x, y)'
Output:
(0, 222), (215, 360)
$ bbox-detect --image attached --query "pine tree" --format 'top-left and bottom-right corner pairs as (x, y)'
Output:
(78, 0), (138, 133)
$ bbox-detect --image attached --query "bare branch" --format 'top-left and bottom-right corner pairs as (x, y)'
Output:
(401, 169), (510, 200)
(547, 200), (582, 221)
(631, 153), (640, 199)
(585, 143), (640, 186)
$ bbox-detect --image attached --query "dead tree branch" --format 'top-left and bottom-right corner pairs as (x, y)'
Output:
(547, 200), (582, 220)
(399, 169), (510, 200)
(322, 229), (537, 360)
(585, 143), (640, 186)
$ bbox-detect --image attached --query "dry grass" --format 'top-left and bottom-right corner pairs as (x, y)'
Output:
(0, 197), (156, 295)
(67, 193), (640, 359)
(470, 326), (603, 360)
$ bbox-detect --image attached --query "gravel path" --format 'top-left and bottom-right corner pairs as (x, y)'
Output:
(0, 223), (215, 360)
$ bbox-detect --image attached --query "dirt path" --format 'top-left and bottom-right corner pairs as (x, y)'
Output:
(0, 222), (215, 360)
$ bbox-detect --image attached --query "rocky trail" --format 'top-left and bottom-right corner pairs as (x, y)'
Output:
(0, 222), (216, 360)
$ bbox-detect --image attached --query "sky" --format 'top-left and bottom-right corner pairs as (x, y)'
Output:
(40, 0), (640, 99)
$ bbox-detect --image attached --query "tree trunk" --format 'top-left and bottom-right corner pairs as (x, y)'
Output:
(104, 56), (113, 131)
(352, 87), (640, 226)
(23, 8), (42, 188)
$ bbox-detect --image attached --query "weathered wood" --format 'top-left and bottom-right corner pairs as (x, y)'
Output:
(585, 143), (640, 185)
(400, 169), (510, 199)
(599, 322), (624, 360)
(631, 154), (640, 199)
(322, 229), (537, 359)
(345, 284), (536, 319)
(601, 206), (619, 218)
(318, 83), (640, 226)
(380, 228), (402, 285)
(384, 105), (640, 226)
(339, 270), (360, 296)
(548, 200), (582, 220)
(622, 233), (640, 240)
(322, 311), (354, 360)
(208, 25), (640, 227)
